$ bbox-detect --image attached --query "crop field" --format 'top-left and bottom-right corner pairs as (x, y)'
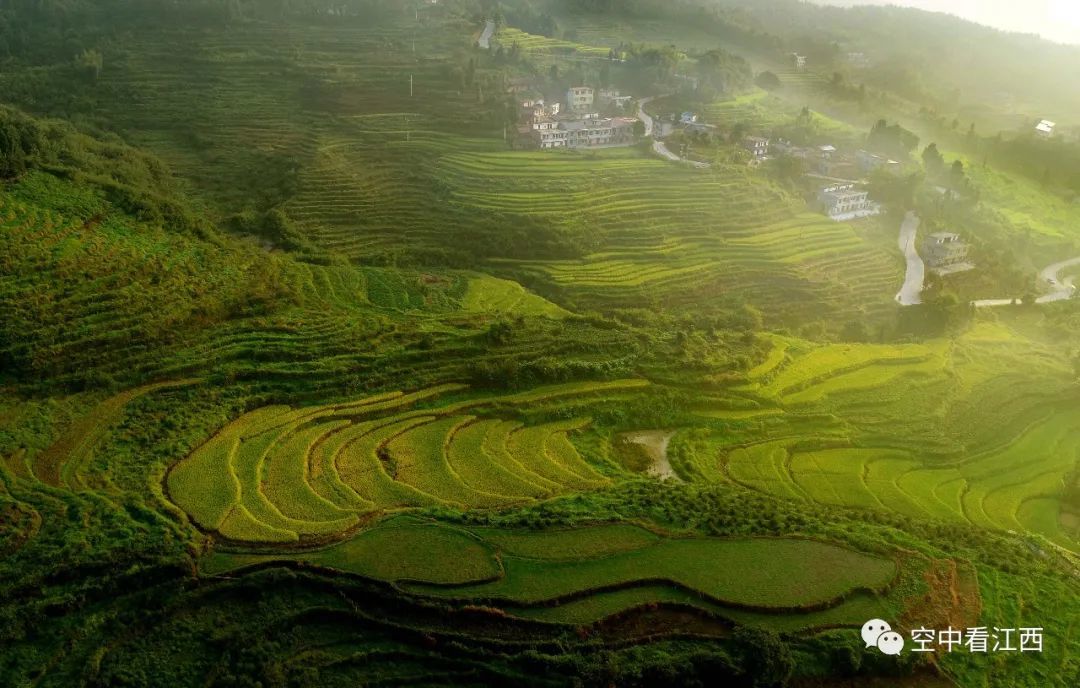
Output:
(0, 1), (909, 340)
(439, 148), (902, 321)
(168, 381), (646, 542)
(542, 11), (732, 52)
(204, 517), (917, 631)
(14, 8), (902, 328)
(492, 27), (610, 58)
(4, 2), (1080, 686)
(687, 326), (1080, 552)
(460, 273), (570, 318)
(412, 533), (896, 608)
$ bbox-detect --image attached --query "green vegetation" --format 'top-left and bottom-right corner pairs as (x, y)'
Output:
(2, 1), (1079, 687)
(204, 517), (902, 628)
(168, 381), (644, 542)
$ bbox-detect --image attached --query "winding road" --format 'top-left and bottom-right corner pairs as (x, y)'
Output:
(895, 211), (924, 306)
(971, 255), (1080, 307)
(1035, 257), (1080, 303)
(636, 96), (711, 169)
(478, 20), (494, 49)
(895, 213), (1079, 308)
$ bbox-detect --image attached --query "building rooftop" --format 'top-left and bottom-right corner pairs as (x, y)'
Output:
(928, 232), (961, 240)
(825, 190), (868, 200)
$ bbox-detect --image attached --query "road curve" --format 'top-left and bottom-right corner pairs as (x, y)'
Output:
(972, 255), (1080, 307)
(895, 211), (924, 306)
(1035, 256), (1080, 303)
(636, 95), (711, 168)
(478, 20), (494, 49)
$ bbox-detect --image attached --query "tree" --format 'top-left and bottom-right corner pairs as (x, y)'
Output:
(951, 159), (965, 183)
(867, 119), (919, 159)
(755, 71), (781, 91)
(921, 143), (944, 174)
(734, 627), (794, 688)
(769, 153), (805, 187)
(74, 48), (103, 82)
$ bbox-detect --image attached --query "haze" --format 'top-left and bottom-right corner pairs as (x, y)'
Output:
(810, 0), (1080, 45)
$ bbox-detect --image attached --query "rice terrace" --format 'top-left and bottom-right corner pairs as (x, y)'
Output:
(1, 0), (1079, 686)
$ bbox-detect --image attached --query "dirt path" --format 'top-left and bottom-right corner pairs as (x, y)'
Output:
(895, 211), (924, 306)
(34, 379), (201, 488)
(624, 430), (680, 481)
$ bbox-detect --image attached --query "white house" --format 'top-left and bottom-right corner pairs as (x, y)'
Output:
(566, 86), (595, 112)
(598, 89), (634, 109)
(1036, 120), (1055, 138)
(845, 52), (870, 69)
(521, 115), (638, 150)
(817, 183), (880, 221)
(791, 53), (807, 70)
(743, 136), (770, 159)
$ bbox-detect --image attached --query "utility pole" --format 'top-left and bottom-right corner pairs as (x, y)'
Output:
(409, 74), (414, 97)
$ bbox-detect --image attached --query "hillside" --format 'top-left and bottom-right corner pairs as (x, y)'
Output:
(1, 1), (1079, 686)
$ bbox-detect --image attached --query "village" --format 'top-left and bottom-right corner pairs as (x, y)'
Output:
(508, 81), (988, 291)
(511, 85), (640, 150)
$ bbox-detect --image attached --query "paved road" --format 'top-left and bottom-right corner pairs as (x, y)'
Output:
(478, 20), (494, 49)
(1035, 256), (1080, 303)
(636, 96), (659, 136)
(971, 256), (1080, 307)
(636, 96), (711, 169)
(895, 211), (924, 306)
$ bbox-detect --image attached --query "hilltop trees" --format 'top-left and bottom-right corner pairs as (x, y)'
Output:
(867, 119), (919, 160)
(694, 47), (752, 96)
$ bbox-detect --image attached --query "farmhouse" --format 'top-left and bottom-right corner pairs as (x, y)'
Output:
(520, 98), (561, 120)
(922, 232), (972, 273)
(517, 114), (639, 150)
(566, 86), (595, 112)
(743, 136), (770, 160)
(845, 52), (870, 68)
(817, 183), (880, 221)
(598, 88), (634, 109)
(1036, 119), (1055, 138)
(791, 53), (807, 70)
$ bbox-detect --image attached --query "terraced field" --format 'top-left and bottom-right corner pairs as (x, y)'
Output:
(688, 325), (1080, 552)
(492, 27), (610, 58)
(33, 10), (901, 329)
(4, 5), (1079, 686)
(203, 516), (916, 632)
(168, 380), (646, 542)
(436, 149), (901, 321)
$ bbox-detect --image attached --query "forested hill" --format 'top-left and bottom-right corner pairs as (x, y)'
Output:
(550, 0), (1080, 128)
